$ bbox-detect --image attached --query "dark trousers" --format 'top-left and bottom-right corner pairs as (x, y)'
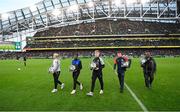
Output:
(118, 72), (125, 91)
(144, 72), (154, 88)
(91, 70), (104, 92)
(53, 71), (62, 89)
(24, 61), (26, 66)
(73, 70), (81, 90)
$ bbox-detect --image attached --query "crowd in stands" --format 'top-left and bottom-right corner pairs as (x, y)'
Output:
(2, 19), (180, 59)
(34, 19), (180, 37)
(1, 49), (180, 59)
(25, 39), (180, 48)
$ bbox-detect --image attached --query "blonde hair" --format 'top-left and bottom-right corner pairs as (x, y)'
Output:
(95, 50), (100, 53)
(53, 53), (59, 58)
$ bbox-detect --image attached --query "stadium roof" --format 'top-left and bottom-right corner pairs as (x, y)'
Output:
(0, 0), (180, 38)
(0, 0), (40, 13)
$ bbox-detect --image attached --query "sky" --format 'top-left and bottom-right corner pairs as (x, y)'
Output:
(0, 0), (41, 13)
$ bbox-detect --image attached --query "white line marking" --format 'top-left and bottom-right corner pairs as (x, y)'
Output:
(106, 60), (148, 112)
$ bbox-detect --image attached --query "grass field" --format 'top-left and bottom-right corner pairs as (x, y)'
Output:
(0, 57), (180, 111)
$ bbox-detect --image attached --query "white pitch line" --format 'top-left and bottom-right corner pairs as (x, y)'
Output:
(106, 60), (148, 112)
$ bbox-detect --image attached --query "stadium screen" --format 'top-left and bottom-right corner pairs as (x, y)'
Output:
(0, 42), (21, 50)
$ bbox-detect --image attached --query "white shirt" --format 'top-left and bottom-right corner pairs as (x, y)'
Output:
(52, 58), (61, 72)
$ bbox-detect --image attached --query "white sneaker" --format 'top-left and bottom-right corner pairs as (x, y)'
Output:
(71, 90), (76, 95)
(80, 83), (83, 90)
(86, 92), (93, 96)
(51, 89), (58, 93)
(61, 83), (65, 89)
(99, 90), (104, 94)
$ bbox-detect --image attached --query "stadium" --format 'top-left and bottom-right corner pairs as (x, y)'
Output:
(0, 0), (180, 111)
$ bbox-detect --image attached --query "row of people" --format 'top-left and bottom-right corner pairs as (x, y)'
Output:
(1, 49), (179, 60)
(26, 39), (180, 48)
(49, 50), (156, 96)
(34, 19), (180, 37)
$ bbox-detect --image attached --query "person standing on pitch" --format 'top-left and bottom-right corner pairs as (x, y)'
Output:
(114, 52), (128, 93)
(141, 52), (156, 88)
(23, 56), (27, 67)
(49, 53), (64, 93)
(70, 54), (83, 95)
(87, 50), (105, 96)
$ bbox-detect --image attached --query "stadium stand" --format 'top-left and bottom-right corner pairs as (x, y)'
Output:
(34, 19), (180, 36)
(0, 0), (180, 60)
(1, 48), (180, 60)
(25, 36), (180, 49)
(19, 19), (179, 59)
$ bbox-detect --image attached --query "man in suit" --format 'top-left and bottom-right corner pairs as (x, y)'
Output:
(141, 52), (156, 88)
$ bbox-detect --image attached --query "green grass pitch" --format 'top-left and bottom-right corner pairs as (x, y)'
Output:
(0, 57), (180, 111)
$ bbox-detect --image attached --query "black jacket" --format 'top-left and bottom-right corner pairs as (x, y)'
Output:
(92, 57), (105, 71)
(141, 57), (156, 74)
(114, 57), (126, 73)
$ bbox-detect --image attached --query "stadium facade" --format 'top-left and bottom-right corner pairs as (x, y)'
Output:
(0, 0), (180, 57)
(0, 0), (180, 40)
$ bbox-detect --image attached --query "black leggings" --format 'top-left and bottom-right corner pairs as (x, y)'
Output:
(91, 70), (104, 92)
(53, 71), (62, 89)
(118, 72), (125, 90)
(24, 61), (26, 66)
(73, 70), (81, 90)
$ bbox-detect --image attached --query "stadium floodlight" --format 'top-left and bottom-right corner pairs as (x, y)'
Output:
(141, 0), (149, 4)
(68, 5), (79, 12)
(52, 9), (61, 17)
(126, 0), (137, 4)
(87, 2), (94, 7)
(114, 0), (121, 7)
(103, 1), (109, 5)
(1, 13), (9, 20)
(30, 5), (37, 12)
